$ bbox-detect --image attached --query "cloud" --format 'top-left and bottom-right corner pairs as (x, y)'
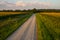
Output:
(0, 1), (17, 10)
(0, 1), (56, 10)
(16, 1), (26, 7)
(15, 1), (51, 9)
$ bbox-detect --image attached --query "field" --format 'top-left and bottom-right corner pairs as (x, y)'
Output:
(40, 12), (60, 17)
(0, 12), (29, 16)
(0, 12), (60, 40)
(0, 12), (32, 40)
(36, 12), (60, 40)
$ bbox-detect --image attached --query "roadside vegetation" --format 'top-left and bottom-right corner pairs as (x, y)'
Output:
(0, 12), (32, 40)
(36, 13), (60, 40)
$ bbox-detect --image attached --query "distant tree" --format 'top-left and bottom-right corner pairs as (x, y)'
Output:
(14, 10), (21, 12)
(32, 8), (37, 13)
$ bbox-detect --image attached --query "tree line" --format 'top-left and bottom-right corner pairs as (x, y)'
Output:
(0, 8), (60, 13)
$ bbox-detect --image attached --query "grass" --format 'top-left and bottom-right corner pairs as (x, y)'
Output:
(0, 13), (32, 40)
(36, 13), (60, 40)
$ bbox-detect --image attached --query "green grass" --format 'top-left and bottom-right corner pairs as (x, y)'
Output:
(36, 13), (60, 40)
(0, 13), (32, 40)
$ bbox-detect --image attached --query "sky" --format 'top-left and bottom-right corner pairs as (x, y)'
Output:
(0, 0), (60, 10)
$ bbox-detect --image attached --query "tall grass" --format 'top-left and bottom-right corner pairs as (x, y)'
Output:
(0, 13), (32, 40)
(36, 13), (60, 40)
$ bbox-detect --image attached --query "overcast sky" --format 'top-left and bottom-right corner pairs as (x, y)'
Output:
(0, 0), (60, 10)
